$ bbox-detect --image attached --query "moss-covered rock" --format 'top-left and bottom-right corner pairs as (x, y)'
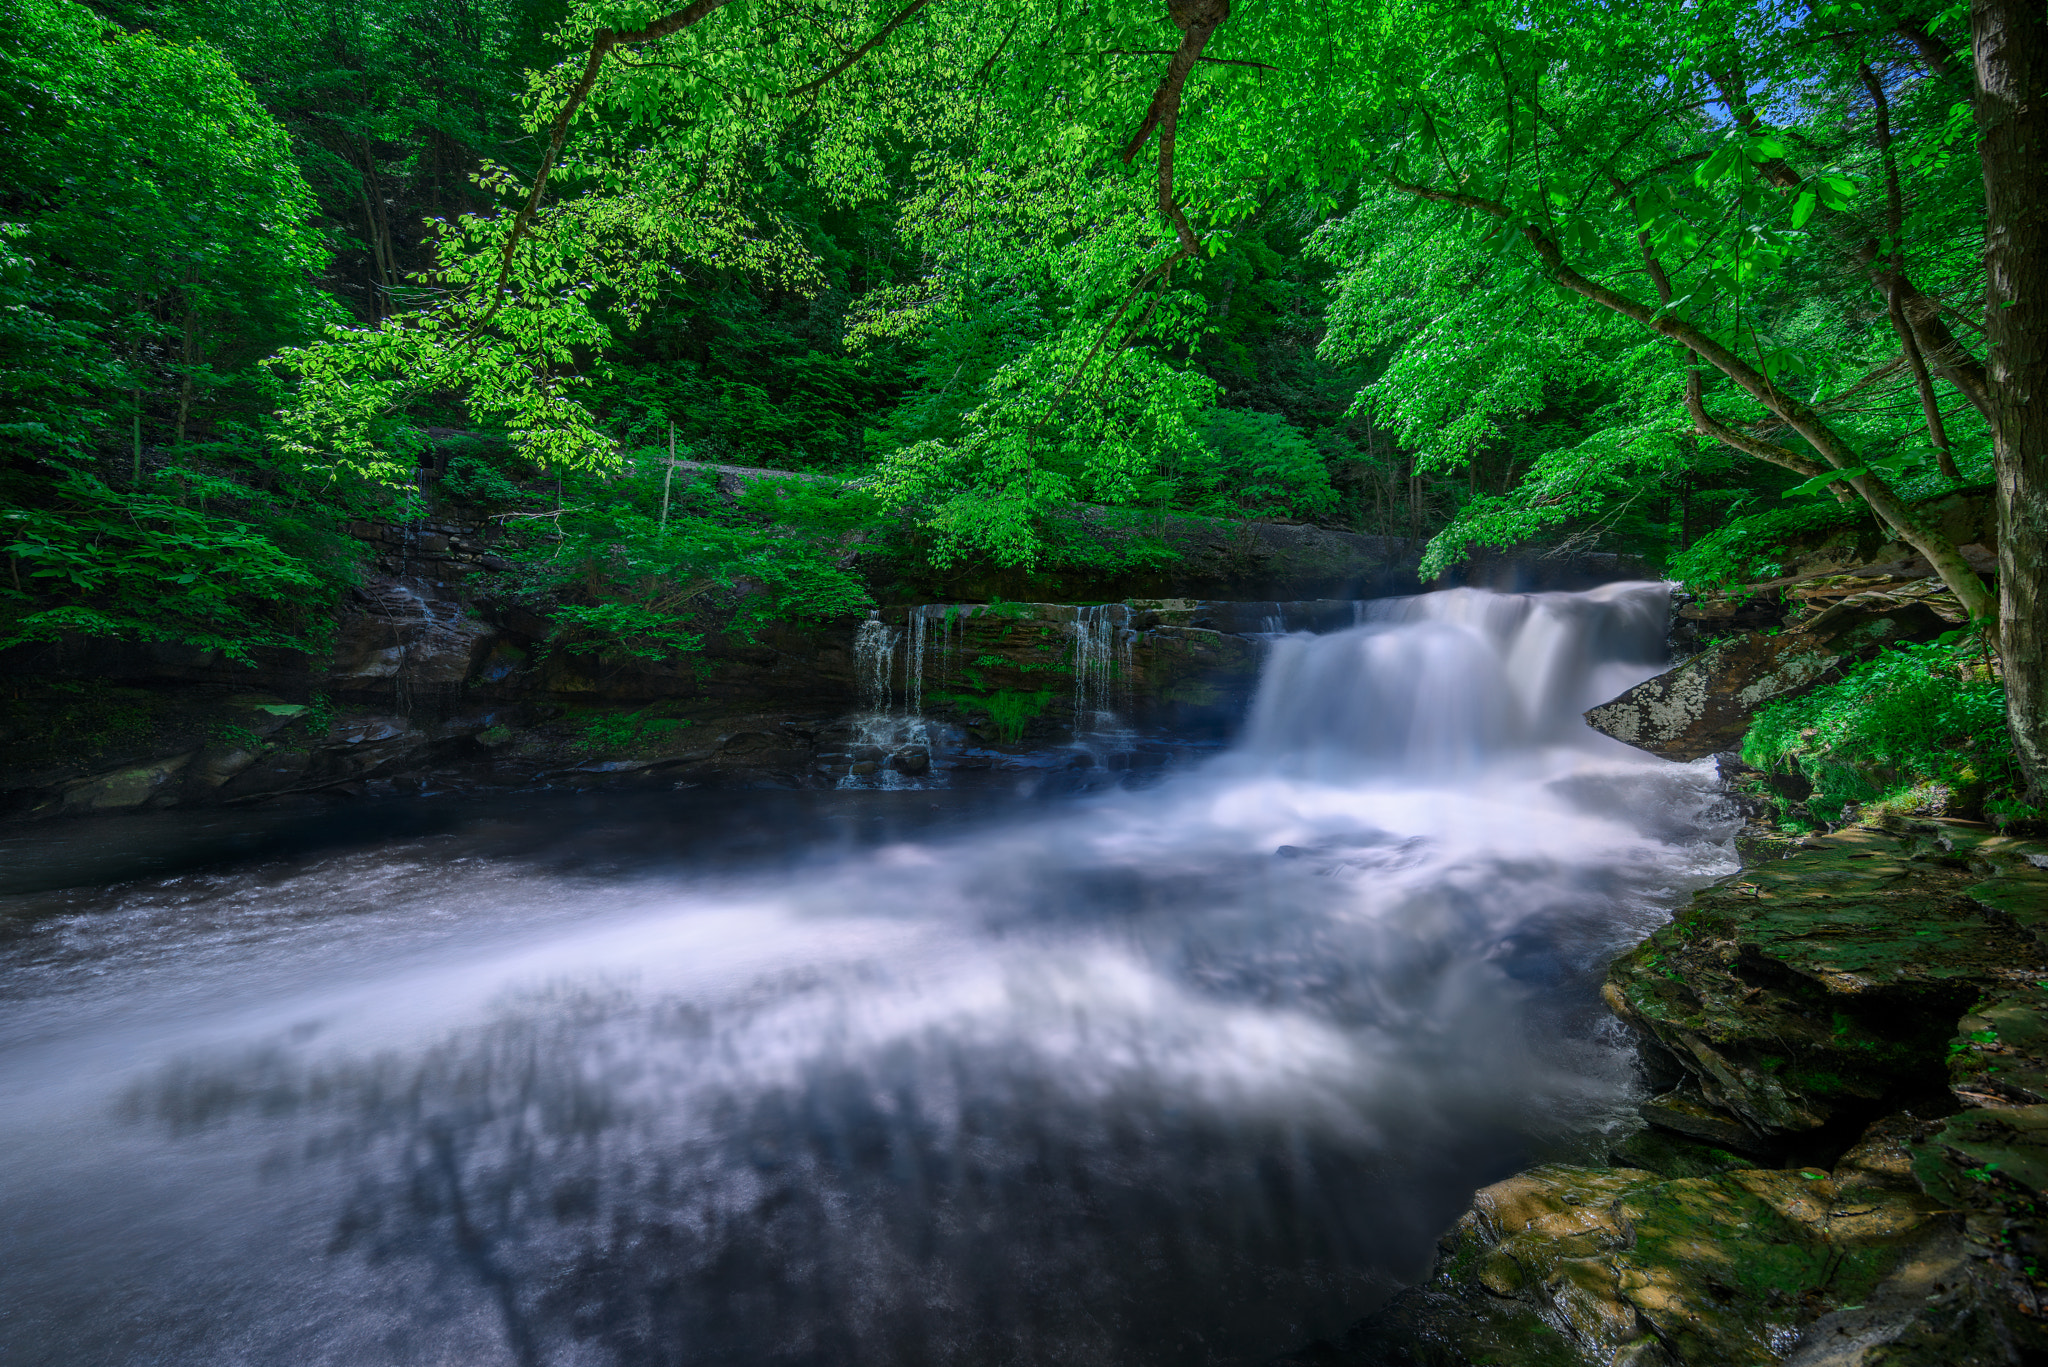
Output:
(1605, 825), (2048, 1145)
(1333, 1162), (1947, 1367)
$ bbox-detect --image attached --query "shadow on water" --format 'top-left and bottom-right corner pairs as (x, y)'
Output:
(0, 585), (1739, 1367)
(0, 785), (1049, 903)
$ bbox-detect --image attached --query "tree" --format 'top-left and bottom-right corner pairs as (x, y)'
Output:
(266, 0), (1384, 562)
(0, 0), (355, 658)
(1971, 0), (2048, 801)
(1312, 0), (2004, 622)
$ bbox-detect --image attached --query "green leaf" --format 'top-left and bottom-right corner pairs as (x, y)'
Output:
(1790, 190), (1819, 228)
(1816, 175), (1857, 210)
(1782, 467), (1866, 498)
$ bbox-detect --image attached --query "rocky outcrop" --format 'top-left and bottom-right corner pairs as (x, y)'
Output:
(1584, 485), (1998, 764)
(1313, 819), (2048, 1367)
(1330, 1160), (1948, 1367)
(1585, 580), (1961, 761)
(1765, 486), (1999, 587)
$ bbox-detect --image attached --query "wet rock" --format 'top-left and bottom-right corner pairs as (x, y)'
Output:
(1639, 1084), (1767, 1152)
(1832, 1113), (1928, 1196)
(1608, 1126), (1754, 1180)
(1777, 1229), (1978, 1366)
(1897, 1106), (2048, 1361)
(329, 577), (496, 705)
(1337, 1162), (1947, 1367)
(56, 752), (195, 812)
(1949, 986), (2048, 1111)
(1585, 584), (1952, 761)
(215, 748), (312, 799)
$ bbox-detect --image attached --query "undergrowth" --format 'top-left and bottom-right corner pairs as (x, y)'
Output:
(928, 687), (1056, 743)
(1742, 635), (2038, 827)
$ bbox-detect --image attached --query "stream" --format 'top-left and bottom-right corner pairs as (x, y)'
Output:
(0, 584), (1736, 1367)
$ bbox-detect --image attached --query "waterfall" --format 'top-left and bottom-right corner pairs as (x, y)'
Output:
(1237, 583), (1669, 776)
(0, 582), (1737, 1367)
(1069, 603), (1134, 733)
(853, 615), (899, 713)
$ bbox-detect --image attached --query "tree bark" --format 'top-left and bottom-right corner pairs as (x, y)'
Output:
(173, 304), (197, 447)
(1973, 0), (2048, 801)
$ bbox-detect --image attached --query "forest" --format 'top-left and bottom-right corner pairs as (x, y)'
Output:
(2, 0), (2043, 813)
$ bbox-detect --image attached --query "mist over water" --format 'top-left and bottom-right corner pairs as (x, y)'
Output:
(0, 584), (1735, 1367)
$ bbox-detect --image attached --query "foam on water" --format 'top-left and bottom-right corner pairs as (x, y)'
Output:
(0, 583), (1735, 1367)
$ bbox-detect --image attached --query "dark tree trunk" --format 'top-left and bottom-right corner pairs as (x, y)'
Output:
(1973, 0), (2048, 801)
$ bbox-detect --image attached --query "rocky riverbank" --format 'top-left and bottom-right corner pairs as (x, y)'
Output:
(0, 480), (1647, 818)
(1296, 817), (2048, 1367)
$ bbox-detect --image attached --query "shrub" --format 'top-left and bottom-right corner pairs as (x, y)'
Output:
(1742, 635), (2032, 825)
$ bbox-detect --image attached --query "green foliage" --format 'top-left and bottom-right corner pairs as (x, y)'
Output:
(930, 687), (1055, 744)
(0, 0), (330, 456)
(1315, 0), (1994, 573)
(1184, 410), (1336, 521)
(1668, 501), (1869, 589)
(470, 459), (878, 663)
(1, 462), (355, 660)
(548, 602), (702, 662)
(1743, 638), (2023, 823)
(573, 704), (692, 753)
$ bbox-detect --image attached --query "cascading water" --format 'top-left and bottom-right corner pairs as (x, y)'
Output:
(0, 583), (1736, 1367)
(840, 614), (933, 789)
(852, 614), (899, 713)
(1068, 602), (1135, 735)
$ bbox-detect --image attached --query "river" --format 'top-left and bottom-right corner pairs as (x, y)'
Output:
(0, 584), (1735, 1367)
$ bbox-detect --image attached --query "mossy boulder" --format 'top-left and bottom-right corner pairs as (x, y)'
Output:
(1605, 825), (2048, 1145)
(1332, 1161), (1947, 1366)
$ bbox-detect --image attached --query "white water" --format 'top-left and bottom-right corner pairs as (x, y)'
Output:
(0, 584), (1734, 1367)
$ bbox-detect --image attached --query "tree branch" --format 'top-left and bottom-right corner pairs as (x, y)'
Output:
(1861, 61), (1961, 477)
(783, 0), (940, 98)
(1118, 0), (1231, 164)
(471, 0), (739, 339)
(1707, 69), (1995, 422)
(1071, 47), (1276, 71)
(1386, 172), (1994, 619)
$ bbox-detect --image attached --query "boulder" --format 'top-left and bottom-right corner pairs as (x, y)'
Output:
(1604, 825), (2047, 1144)
(56, 752), (194, 812)
(1332, 1162), (1947, 1367)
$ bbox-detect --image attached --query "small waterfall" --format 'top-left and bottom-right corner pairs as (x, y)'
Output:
(842, 614), (934, 788)
(853, 616), (899, 713)
(1069, 604), (1134, 733)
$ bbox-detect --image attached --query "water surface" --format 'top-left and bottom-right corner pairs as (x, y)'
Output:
(0, 585), (1734, 1367)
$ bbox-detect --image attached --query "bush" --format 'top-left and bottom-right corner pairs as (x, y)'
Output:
(1742, 636), (2030, 826)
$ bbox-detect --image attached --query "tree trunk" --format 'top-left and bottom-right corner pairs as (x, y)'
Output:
(1973, 0), (2048, 802)
(173, 305), (197, 447)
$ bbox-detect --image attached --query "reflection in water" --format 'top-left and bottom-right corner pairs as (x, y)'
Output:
(0, 586), (1735, 1367)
